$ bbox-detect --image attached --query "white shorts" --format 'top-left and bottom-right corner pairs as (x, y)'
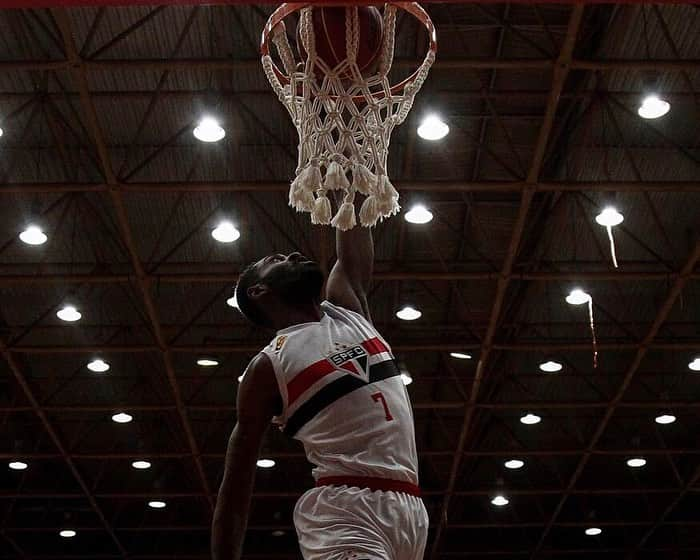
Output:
(293, 484), (429, 560)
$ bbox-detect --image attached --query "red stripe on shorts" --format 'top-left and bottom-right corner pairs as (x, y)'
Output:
(316, 476), (421, 497)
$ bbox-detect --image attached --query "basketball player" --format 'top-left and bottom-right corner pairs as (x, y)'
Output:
(211, 224), (428, 560)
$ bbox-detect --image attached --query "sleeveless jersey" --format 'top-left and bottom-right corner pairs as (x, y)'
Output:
(260, 301), (419, 485)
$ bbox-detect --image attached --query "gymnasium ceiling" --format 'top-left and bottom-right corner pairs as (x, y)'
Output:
(0, 2), (699, 559)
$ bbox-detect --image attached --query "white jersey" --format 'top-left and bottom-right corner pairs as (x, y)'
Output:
(260, 301), (419, 485)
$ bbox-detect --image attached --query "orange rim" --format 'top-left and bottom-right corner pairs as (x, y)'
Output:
(260, 2), (437, 96)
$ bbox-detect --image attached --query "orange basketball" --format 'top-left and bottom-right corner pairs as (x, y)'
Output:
(297, 6), (384, 78)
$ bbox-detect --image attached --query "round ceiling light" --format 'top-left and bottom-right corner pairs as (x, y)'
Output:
(585, 527), (602, 536)
(637, 94), (670, 119)
(491, 495), (509, 506)
(57, 305), (81, 322)
(626, 457), (647, 468)
(196, 358), (219, 367)
(59, 529), (77, 538)
(87, 359), (110, 373)
(211, 221), (240, 243)
(655, 414), (676, 425)
(396, 306), (422, 321)
(404, 204), (433, 224)
(566, 289), (591, 306)
(19, 225), (48, 246)
(417, 115), (449, 141)
(257, 459), (276, 468)
(539, 360), (563, 373)
(148, 500), (167, 509)
(520, 413), (541, 425)
(504, 459), (524, 470)
(132, 460), (152, 470)
(450, 352), (472, 360)
(400, 373), (413, 386)
(194, 117), (225, 142)
(595, 207), (624, 227)
(111, 412), (133, 424)
(8, 461), (28, 471)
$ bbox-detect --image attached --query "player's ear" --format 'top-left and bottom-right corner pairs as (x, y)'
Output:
(247, 283), (270, 300)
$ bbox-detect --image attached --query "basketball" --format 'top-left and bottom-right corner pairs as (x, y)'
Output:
(297, 6), (384, 78)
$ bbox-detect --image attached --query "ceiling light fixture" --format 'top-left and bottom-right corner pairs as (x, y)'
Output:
(396, 306), (421, 321)
(111, 412), (133, 424)
(148, 501), (167, 509)
(520, 413), (541, 425)
(272, 530), (286, 537)
(585, 527), (602, 536)
(227, 293), (239, 309)
(637, 94), (670, 119)
(211, 221), (240, 243)
(8, 461), (28, 471)
(57, 305), (81, 322)
(132, 460), (152, 470)
(417, 115), (449, 141)
(595, 207), (624, 269)
(626, 457), (647, 468)
(59, 529), (77, 538)
(539, 360), (563, 373)
(257, 459), (276, 468)
(566, 288), (591, 305)
(400, 373), (413, 386)
(196, 358), (219, 367)
(450, 352), (472, 360)
(193, 116), (225, 142)
(237, 374), (245, 383)
(19, 225), (48, 246)
(491, 495), (509, 506)
(654, 414), (676, 425)
(688, 358), (700, 372)
(404, 204), (433, 224)
(87, 359), (110, 373)
(504, 459), (524, 470)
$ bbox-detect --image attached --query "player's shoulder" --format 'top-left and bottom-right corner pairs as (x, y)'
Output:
(262, 333), (292, 355)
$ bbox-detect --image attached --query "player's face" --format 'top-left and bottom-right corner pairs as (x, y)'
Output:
(256, 252), (324, 305)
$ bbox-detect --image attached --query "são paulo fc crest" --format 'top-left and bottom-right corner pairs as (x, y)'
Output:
(328, 345), (369, 378)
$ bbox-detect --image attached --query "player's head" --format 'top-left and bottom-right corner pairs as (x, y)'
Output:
(235, 252), (324, 328)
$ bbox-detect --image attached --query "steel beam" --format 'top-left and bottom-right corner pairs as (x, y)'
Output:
(2, 180), (699, 194)
(430, 8), (585, 558)
(51, 9), (214, 513)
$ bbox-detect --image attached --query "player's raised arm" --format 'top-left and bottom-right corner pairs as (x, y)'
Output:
(211, 354), (280, 560)
(326, 219), (374, 321)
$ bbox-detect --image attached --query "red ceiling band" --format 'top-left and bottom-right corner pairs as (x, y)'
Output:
(0, 0), (676, 8)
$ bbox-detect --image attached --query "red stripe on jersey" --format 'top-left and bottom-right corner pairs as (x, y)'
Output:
(362, 337), (388, 355)
(287, 359), (335, 406)
(287, 337), (389, 406)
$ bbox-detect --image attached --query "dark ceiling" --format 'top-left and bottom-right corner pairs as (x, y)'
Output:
(0, 2), (699, 559)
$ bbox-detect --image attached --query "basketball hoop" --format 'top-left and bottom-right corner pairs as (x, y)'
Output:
(261, 3), (437, 230)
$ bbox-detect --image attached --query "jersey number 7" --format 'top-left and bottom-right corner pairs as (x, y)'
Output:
(371, 391), (394, 422)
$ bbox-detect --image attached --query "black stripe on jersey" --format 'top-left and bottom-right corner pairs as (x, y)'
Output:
(283, 359), (401, 438)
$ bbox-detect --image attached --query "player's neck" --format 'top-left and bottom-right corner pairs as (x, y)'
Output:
(271, 300), (322, 331)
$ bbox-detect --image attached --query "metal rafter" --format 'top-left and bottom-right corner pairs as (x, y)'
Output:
(429, 6), (585, 557)
(530, 237), (700, 557)
(3, 180), (699, 194)
(0, 343), (128, 557)
(50, 9), (214, 518)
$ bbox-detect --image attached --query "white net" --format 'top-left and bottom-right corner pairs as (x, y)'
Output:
(262, 4), (435, 230)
